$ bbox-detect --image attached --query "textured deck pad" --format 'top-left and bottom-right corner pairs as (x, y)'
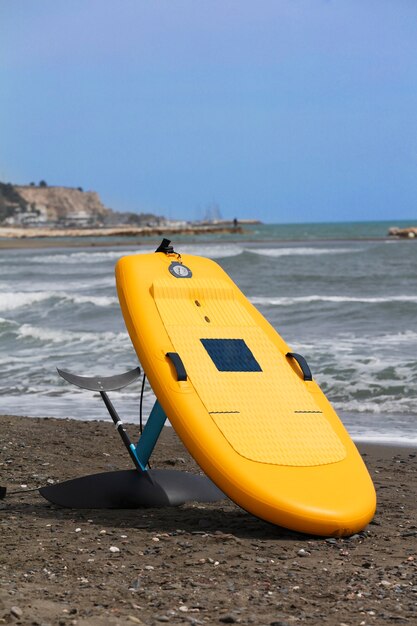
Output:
(153, 278), (346, 467)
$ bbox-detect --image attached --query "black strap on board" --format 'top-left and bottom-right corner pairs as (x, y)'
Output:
(286, 352), (313, 381)
(166, 352), (188, 381)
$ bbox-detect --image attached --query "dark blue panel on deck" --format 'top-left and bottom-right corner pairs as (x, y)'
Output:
(200, 338), (262, 372)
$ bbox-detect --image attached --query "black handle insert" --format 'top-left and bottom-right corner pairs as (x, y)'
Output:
(166, 352), (188, 381)
(286, 352), (313, 381)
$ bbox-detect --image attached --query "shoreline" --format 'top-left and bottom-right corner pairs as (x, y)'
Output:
(1, 414), (416, 625)
(0, 234), (410, 250)
(0, 224), (244, 245)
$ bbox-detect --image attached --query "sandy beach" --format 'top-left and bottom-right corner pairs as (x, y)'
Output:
(0, 415), (416, 626)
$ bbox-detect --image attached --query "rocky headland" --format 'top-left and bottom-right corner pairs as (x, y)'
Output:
(0, 182), (249, 240)
(0, 181), (162, 229)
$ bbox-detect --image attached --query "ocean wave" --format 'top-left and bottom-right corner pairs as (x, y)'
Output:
(179, 244), (243, 259)
(0, 276), (116, 292)
(0, 390), (155, 422)
(289, 332), (417, 417)
(0, 317), (20, 342)
(297, 336), (417, 365)
(251, 295), (417, 306)
(293, 330), (417, 353)
(28, 244), (244, 264)
(0, 291), (53, 311)
(0, 316), (19, 327)
(17, 324), (128, 345)
(29, 245), (244, 264)
(70, 294), (118, 306)
(23, 245), (356, 265)
(247, 247), (359, 258)
(333, 396), (417, 416)
(352, 433), (417, 445)
(0, 290), (118, 312)
(30, 249), (152, 264)
(368, 330), (417, 345)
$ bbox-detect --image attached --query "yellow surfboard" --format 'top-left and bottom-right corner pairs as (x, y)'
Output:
(116, 242), (376, 536)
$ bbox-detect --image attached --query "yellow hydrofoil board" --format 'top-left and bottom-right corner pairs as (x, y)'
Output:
(116, 241), (376, 536)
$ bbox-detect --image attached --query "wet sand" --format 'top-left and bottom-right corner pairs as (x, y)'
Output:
(1, 415), (416, 625)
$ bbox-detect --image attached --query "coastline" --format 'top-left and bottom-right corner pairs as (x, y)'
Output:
(2, 220), (417, 249)
(1, 414), (416, 625)
(0, 224), (244, 245)
(0, 233), (406, 251)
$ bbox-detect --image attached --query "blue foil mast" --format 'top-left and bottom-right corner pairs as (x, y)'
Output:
(132, 400), (167, 471)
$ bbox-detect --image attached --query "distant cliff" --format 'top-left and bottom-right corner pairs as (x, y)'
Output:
(0, 182), (162, 227)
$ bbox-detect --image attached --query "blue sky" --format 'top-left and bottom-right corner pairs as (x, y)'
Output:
(1, 1), (416, 223)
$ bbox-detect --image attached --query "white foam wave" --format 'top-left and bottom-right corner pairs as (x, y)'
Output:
(10, 290), (414, 313)
(30, 249), (152, 264)
(0, 389), (157, 421)
(26, 244), (354, 264)
(179, 244), (243, 259)
(32, 244), (243, 265)
(0, 317), (19, 340)
(251, 295), (417, 306)
(0, 316), (17, 326)
(294, 330), (417, 352)
(247, 247), (358, 258)
(333, 397), (417, 416)
(0, 290), (119, 312)
(17, 324), (128, 345)
(289, 332), (417, 418)
(70, 294), (118, 307)
(2, 276), (116, 292)
(370, 330), (417, 345)
(0, 291), (52, 311)
(17, 324), (81, 344)
(352, 434), (417, 445)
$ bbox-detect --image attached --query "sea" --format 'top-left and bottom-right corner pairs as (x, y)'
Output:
(1, 220), (416, 445)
